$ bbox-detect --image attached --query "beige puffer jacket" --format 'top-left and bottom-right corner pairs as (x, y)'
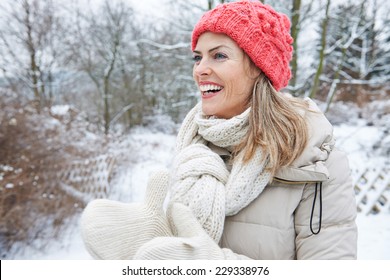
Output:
(219, 101), (358, 260)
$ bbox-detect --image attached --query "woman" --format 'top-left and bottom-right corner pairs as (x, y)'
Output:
(81, 0), (357, 260)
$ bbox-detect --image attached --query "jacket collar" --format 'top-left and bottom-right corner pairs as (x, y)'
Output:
(274, 98), (334, 183)
(274, 163), (329, 183)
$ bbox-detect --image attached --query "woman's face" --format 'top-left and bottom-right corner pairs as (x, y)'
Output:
(193, 32), (259, 119)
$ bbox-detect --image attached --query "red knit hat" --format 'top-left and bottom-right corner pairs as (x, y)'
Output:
(192, 0), (293, 91)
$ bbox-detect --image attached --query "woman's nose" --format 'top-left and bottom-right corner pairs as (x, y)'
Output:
(194, 59), (212, 76)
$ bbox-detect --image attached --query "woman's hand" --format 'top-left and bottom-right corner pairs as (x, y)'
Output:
(80, 169), (172, 259)
(134, 203), (249, 260)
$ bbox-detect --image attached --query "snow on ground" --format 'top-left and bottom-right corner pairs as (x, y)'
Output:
(13, 128), (177, 260)
(357, 213), (390, 259)
(12, 124), (390, 260)
(333, 122), (390, 259)
(333, 120), (388, 171)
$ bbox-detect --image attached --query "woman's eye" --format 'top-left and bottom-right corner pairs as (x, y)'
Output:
(214, 52), (227, 60)
(192, 55), (202, 63)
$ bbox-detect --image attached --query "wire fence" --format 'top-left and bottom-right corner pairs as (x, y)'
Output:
(354, 166), (390, 215)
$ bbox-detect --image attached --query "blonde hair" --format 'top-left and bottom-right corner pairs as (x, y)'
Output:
(235, 72), (309, 177)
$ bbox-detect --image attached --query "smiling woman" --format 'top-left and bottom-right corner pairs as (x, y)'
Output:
(192, 32), (259, 119)
(81, 0), (358, 260)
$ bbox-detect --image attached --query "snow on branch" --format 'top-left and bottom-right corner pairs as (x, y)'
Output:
(137, 39), (190, 50)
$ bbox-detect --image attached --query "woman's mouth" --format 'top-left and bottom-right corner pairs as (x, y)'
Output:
(199, 84), (224, 98)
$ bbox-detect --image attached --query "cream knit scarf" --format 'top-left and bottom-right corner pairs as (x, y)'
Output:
(169, 102), (271, 243)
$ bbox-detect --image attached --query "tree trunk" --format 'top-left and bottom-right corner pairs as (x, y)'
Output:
(208, 0), (213, 10)
(290, 0), (301, 94)
(309, 0), (330, 99)
(24, 0), (41, 111)
(325, 47), (346, 112)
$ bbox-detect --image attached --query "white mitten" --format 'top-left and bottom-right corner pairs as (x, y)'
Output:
(133, 203), (250, 260)
(80, 169), (172, 259)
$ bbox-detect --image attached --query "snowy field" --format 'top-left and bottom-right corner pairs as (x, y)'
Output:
(11, 121), (390, 260)
(333, 121), (390, 260)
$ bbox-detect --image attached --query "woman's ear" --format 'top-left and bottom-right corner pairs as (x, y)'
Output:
(245, 54), (261, 80)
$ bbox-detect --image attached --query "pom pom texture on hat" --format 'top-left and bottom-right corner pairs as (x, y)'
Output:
(191, 0), (293, 91)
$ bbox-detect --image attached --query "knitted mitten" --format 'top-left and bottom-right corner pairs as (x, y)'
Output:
(80, 169), (172, 260)
(133, 203), (250, 260)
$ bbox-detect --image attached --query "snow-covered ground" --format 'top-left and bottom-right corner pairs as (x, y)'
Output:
(333, 121), (390, 259)
(12, 122), (390, 260)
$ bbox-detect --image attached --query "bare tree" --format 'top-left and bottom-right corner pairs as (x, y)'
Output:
(320, 0), (385, 110)
(288, 0), (315, 95)
(374, 13), (390, 87)
(309, 0), (331, 99)
(65, 0), (136, 134)
(289, 0), (302, 94)
(0, 0), (65, 111)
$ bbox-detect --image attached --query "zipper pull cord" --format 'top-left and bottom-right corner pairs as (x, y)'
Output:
(310, 182), (323, 235)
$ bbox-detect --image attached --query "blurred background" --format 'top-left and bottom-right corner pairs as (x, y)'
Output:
(0, 0), (389, 259)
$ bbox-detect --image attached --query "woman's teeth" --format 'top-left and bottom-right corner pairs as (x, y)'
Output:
(199, 84), (223, 95)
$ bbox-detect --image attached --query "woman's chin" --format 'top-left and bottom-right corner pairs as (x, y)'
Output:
(201, 104), (218, 117)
